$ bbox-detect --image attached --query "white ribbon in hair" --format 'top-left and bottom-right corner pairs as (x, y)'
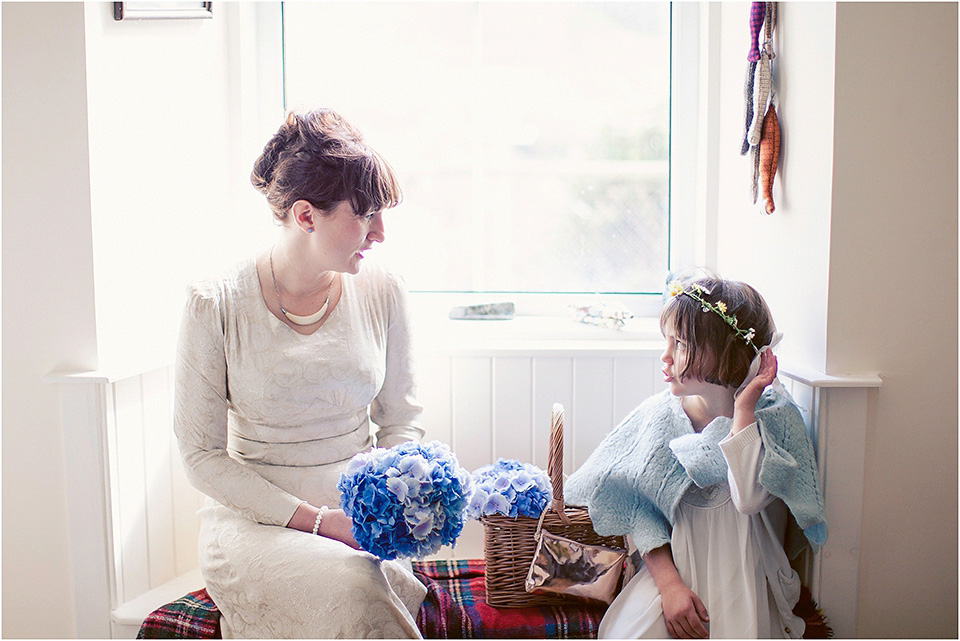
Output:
(734, 331), (784, 399)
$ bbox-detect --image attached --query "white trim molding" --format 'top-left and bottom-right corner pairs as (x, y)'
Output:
(779, 368), (882, 639)
(46, 365), (205, 638)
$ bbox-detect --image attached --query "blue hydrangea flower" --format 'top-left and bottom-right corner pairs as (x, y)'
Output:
(338, 441), (472, 561)
(465, 458), (552, 520)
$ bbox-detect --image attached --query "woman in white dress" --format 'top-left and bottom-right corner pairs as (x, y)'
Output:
(174, 109), (428, 638)
(565, 275), (827, 639)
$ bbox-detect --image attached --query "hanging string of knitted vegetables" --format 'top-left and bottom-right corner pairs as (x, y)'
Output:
(740, 2), (780, 215)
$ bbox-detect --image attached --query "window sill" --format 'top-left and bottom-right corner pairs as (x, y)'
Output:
(410, 308), (665, 356)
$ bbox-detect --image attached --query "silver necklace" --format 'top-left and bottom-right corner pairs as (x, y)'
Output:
(269, 247), (333, 326)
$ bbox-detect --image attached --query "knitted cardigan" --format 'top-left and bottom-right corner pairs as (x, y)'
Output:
(565, 384), (827, 559)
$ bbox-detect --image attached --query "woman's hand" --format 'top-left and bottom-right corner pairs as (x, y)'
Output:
(287, 503), (361, 549)
(318, 509), (361, 549)
(661, 582), (710, 639)
(732, 350), (778, 434)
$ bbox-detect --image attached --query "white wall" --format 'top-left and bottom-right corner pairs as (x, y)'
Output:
(2, 4), (96, 636)
(2, 2), (279, 637)
(714, 2), (837, 373)
(713, 3), (957, 637)
(81, 2), (278, 370)
(828, 4), (957, 638)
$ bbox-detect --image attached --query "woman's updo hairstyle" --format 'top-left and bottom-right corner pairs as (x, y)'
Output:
(660, 274), (775, 388)
(251, 109), (402, 222)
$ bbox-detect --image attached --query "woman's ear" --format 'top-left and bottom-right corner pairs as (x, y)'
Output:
(290, 200), (315, 233)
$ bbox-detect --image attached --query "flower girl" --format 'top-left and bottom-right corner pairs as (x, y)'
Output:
(566, 274), (827, 639)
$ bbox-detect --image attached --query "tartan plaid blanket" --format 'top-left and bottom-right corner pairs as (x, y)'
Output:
(138, 559), (831, 639)
(137, 560), (604, 639)
(137, 588), (221, 639)
(413, 559), (606, 639)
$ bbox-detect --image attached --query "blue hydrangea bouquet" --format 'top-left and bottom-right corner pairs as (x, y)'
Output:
(465, 458), (553, 520)
(337, 440), (472, 560)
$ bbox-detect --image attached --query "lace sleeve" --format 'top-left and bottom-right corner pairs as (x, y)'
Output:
(370, 272), (425, 448)
(174, 282), (302, 526)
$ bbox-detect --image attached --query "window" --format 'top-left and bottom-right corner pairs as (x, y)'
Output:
(282, 2), (672, 307)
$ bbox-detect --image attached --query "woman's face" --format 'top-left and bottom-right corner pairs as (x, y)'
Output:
(311, 201), (385, 274)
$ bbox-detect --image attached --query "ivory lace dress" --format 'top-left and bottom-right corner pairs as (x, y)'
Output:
(174, 257), (427, 638)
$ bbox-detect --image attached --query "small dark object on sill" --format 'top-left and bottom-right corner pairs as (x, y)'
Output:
(449, 302), (515, 320)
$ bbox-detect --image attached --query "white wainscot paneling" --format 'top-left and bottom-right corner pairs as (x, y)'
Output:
(419, 325), (880, 639)
(780, 368), (882, 639)
(47, 321), (880, 640)
(417, 336), (666, 561)
(47, 365), (205, 638)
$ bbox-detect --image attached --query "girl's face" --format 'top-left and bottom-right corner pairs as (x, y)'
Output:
(660, 326), (717, 398)
(312, 201), (385, 274)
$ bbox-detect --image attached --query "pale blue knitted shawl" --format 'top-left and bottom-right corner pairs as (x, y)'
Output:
(565, 384), (827, 559)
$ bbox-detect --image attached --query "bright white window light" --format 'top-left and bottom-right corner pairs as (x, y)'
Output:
(282, 2), (670, 296)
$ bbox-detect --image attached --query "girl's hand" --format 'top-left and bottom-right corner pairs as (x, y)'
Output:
(732, 350), (778, 433)
(736, 350), (777, 410)
(661, 582), (710, 638)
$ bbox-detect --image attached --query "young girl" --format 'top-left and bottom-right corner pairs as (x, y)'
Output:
(566, 275), (827, 639)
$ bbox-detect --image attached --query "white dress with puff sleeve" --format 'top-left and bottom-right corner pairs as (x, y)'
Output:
(598, 423), (806, 639)
(174, 257), (427, 639)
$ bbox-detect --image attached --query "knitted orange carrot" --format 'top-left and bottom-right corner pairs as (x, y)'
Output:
(758, 104), (780, 214)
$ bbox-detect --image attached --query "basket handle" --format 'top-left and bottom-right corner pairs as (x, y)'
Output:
(547, 403), (571, 524)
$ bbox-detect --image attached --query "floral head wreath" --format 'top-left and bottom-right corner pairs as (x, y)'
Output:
(667, 280), (760, 355)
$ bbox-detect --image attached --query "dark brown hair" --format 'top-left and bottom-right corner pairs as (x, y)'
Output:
(659, 275), (774, 388)
(250, 109), (402, 222)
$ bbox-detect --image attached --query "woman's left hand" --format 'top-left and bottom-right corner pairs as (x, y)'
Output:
(288, 504), (361, 549)
(320, 509), (361, 549)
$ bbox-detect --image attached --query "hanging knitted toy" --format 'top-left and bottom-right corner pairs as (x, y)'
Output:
(747, 4), (775, 147)
(747, 2), (779, 213)
(740, 2), (766, 156)
(758, 104), (780, 214)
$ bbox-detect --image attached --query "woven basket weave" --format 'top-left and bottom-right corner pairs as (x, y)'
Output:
(481, 404), (625, 608)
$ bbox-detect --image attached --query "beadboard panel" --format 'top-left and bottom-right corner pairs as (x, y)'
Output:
(49, 351), (877, 638)
(450, 357), (493, 473)
(531, 356), (575, 472)
(420, 352), (663, 475)
(141, 368), (176, 591)
(420, 350), (664, 560)
(492, 357), (534, 465)
(112, 376), (151, 604)
(50, 365), (205, 637)
(108, 369), (204, 603)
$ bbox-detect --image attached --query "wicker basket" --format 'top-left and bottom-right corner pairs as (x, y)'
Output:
(481, 404), (625, 608)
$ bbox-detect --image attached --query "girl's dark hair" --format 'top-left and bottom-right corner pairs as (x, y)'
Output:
(659, 275), (775, 388)
(250, 109), (402, 222)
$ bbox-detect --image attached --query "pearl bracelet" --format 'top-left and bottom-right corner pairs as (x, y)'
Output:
(311, 505), (329, 536)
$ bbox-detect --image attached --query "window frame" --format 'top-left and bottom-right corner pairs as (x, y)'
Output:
(258, 1), (712, 323)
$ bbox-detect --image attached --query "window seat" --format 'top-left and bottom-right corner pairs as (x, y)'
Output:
(138, 559), (831, 639)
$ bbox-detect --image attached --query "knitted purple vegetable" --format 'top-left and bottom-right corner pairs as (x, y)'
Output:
(747, 2), (766, 62)
(741, 2), (766, 155)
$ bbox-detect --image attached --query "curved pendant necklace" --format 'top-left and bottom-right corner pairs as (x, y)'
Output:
(269, 247), (333, 326)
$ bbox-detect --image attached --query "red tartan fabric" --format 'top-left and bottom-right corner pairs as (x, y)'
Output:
(413, 559), (607, 639)
(137, 589), (221, 639)
(136, 560), (606, 639)
(137, 559), (831, 639)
